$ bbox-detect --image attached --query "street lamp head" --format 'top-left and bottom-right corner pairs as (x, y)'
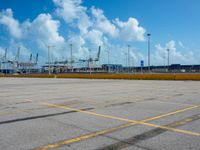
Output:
(167, 48), (170, 52)
(147, 33), (151, 36)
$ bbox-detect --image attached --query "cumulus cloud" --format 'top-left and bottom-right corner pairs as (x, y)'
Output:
(91, 7), (118, 37)
(50, 0), (146, 64)
(23, 13), (65, 49)
(0, 0), (147, 65)
(0, 8), (66, 62)
(53, 0), (85, 23)
(114, 18), (146, 41)
(0, 9), (22, 38)
(53, 0), (92, 34)
(154, 40), (196, 65)
(53, 0), (146, 43)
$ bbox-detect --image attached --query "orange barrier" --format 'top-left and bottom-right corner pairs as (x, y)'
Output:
(1, 73), (200, 80)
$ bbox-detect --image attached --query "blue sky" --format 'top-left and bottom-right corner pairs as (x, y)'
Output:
(0, 0), (200, 66)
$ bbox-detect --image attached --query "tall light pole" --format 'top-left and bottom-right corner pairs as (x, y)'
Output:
(163, 55), (166, 68)
(89, 49), (92, 74)
(106, 50), (110, 72)
(131, 56), (134, 73)
(167, 48), (170, 70)
(124, 52), (127, 72)
(47, 45), (55, 75)
(4, 48), (7, 74)
(127, 45), (130, 73)
(147, 33), (151, 72)
(70, 44), (73, 72)
(48, 46), (51, 75)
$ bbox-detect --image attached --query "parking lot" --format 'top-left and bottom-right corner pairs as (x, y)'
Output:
(0, 78), (199, 150)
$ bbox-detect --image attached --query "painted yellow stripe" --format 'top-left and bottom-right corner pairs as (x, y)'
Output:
(0, 109), (26, 116)
(0, 106), (52, 117)
(35, 102), (200, 150)
(28, 100), (200, 137)
(142, 105), (199, 122)
(36, 123), (136, 150)
(141, 122), (199, 136)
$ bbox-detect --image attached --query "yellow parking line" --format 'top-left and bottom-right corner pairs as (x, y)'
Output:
(36, 123), (136, 150)
(0, 109), (26, 116)
(35, 102), (200, 150)
(141, 122), (199, 136)
(142, 105), (199, 122)
(28, 100), (200, 137)
(0, 106), (53, 117)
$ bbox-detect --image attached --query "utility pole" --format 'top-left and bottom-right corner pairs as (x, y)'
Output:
(147, 33), (151, 72)
(48, 46), (50, 75)
(163, 54), (166, 70)
(47, 45), (55, 75)
(167, 48), (170, 71)
(4, 48), (7, 62)
(4, 48), (7, 74)
(131, 56), (134, 73)
(70, 44), (73, 72)
(14, 47), (20, 73)
(89, 49), (92, 74)
(127, 45), (130, 73)
(124, 52), (127, 72)
(106, 50), (110, 72)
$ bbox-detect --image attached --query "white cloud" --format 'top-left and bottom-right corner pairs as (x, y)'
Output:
(26, 13), (65, 47)
(0, 10), (66, 61)
(53, 0), (85, 23)
(53, 0), (145, 43)
(114, 18), (146, 41)
(50, 0), (147, 64)
(67, 35), (87, 58)
(0, 9), (22, 38)
(53, 0), (92, 34)
(154, 40), (196, 65)
(85, 29), (103, 46)
(0, 1), (147, 65)
(13, 13), (66, 60)
(91, 7), (118, 37)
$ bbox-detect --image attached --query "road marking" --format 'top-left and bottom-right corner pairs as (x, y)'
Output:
(0, 106), (53, 116)
(36, 123), (136, 150)
(28, 100), (200, 136)
(34, 102), (200, 150)
(94, 114), (200, 150)
(0, 109), (26, 116)
(142, 105), (199, 122)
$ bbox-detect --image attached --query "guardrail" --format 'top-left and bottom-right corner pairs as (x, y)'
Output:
(1, 73), (200, 80)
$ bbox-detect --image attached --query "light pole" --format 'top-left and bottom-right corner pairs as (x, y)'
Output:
(89, 49), (92, 74)
(124, 52), (127, 72)
(167, 48), (170, 70)
(70, 44), (74, 72)
(47, 45), (55, 75)
(106, 50), (110, 72)
(127, 45), (130, 73)
(131, 56), (134, 73)
(162, 54), (166, 70)
(4, 48), (7, 74)
(147, 33), (151, 72)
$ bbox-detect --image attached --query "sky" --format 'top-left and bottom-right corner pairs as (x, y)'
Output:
(0, 0), (200, 66)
